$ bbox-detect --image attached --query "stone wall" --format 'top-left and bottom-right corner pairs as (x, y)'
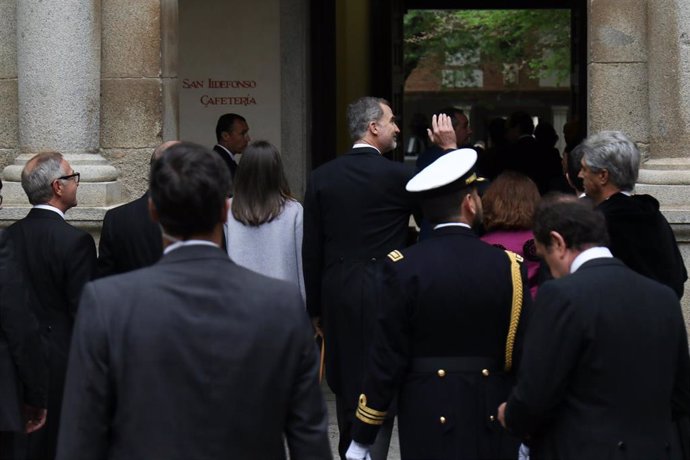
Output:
(0, 0), (18, 173)
(100, 0), (172, 201)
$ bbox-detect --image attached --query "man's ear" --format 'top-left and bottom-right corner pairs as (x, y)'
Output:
(465, 193), (476, 216)
(599, 168), (610, 186)
(51, 179), (63, 197)
(368, 120), (378, 136)
(148, 196), (160, 224)
(549, 230), (567, 256)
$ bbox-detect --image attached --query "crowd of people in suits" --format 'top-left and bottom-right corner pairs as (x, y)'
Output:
(0, 96), (688, 460)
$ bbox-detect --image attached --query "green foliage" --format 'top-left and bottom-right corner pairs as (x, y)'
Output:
(404, 9), (571, 85)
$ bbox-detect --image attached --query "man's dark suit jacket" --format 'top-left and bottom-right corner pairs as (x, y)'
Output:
(213, 144), (238, 178)
(5, 208), (96, 458)
(0, 230), (47, 432)
(598, 192), (687, 298)
(97, 192), (163, 278)
(506, 257), (690, 460)
(303, 146), (418, 406)
(57, 245), (330, 460)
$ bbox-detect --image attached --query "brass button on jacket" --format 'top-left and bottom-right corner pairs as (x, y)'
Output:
(481, 368), (490, 377)
(437, 369), (446, 378)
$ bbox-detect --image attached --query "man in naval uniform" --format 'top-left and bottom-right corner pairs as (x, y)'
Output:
(346, 149), (529, 460)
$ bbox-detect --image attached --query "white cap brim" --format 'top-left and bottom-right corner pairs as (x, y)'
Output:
(406, 148), (478, 192)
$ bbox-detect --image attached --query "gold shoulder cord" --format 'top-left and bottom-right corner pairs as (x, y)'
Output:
(504, 251), (524, 372)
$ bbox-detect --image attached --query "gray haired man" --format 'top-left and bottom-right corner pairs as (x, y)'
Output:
(4, 152), (96, 459)
(578, 131), (687, 297)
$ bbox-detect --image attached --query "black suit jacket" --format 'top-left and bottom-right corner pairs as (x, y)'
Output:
(0, 230), (47, 431)
(97, 192), (163, 278)
(303, 147), (418, 403)
(506, 257), (690, 460)
(213, 144), (238, 178)
(5, 208), (96, 457)
(598, 192), (687, 298)
(57, 245), (330, 460)
(352, 226), (528, 459)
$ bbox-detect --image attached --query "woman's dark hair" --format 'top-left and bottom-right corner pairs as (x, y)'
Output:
(231, 141), (292, 226)
(482, 171), (540, 232)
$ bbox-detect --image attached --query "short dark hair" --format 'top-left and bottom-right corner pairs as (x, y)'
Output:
(483, 172), (540, 232)
(150, 142), (231, 238)
(533, 197), (608, 250)
(421, 185), (474, 225)
(231, 141), (292, 226)
(215, 113), (247, 142)
(507, 111), (534, 136)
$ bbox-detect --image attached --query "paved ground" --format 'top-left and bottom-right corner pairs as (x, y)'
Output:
(322, 383), (401, 460)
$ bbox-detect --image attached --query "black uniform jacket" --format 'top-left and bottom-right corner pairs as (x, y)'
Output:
(598, 192), (687, 298)
(96, 192), (163, 278)
(57, 245), (331, 460)
(303, 146), (418, 403)
(5, 208), (96, 457)
(506, 257), (690, 460)
(0, 230), (47, 431)
(352, 226), (530, 459)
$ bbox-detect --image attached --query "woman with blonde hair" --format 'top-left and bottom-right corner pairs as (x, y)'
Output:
(480, 171), (541, 298)
(225, 140), (305, 302)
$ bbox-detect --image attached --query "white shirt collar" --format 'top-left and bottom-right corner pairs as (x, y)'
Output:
(570, 246), (613, 273)
(164, 239), (219, 255)
(433, 222), (471, 230)
(353, 143), (381, 154)
(33, 204), (65, 219)
(215, 144), (236, 161)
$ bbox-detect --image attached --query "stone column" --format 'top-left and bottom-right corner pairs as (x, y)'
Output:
(588, 0), (649, 145)
(2, 0), (120, 224)
(589, 1), (690, 318)
(637, 0), (690, 204)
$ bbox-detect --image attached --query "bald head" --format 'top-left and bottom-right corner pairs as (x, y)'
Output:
(151, 140), (181, 166)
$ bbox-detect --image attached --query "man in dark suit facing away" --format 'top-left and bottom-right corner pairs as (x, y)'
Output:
(213, 113), (250, 181)
(96, 140), (179, 278)
(303, 96), (457, 459)
(0, 178), (49, 457)
(57, 142), (330, 460)
(4, 152), (97, 459)
(499, 198), (690, 460)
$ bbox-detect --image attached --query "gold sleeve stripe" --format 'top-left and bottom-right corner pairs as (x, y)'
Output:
(387, 250), (404, 262)
(358, 405), (386, 419)
(356, 409), (385, 425)
(358, 394), (388, 419)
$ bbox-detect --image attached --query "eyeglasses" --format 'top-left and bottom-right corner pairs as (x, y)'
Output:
(57, 172), (80, 184)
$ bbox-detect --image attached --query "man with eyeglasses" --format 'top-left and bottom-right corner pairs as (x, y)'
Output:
(3, 151), (96, 460)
